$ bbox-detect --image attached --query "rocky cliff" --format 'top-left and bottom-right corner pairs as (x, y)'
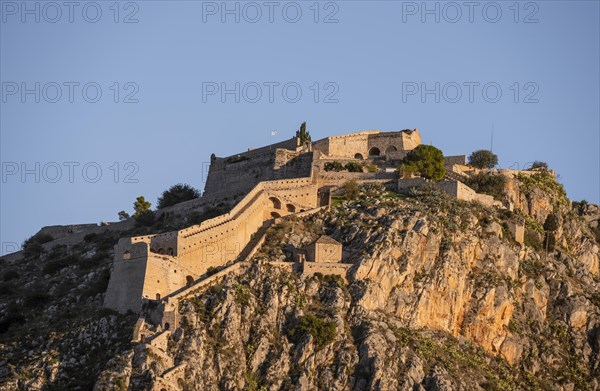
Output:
(2, 172), (600, 390)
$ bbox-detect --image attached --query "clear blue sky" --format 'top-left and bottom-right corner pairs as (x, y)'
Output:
(1, 0), (599, 254)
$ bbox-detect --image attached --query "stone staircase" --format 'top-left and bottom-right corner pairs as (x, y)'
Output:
(180, 189), (264, 240)
(164, 221), (271, 302)
(235, 222), (272, 262)
(153, 364), (187, 391)
(444, 169), (468, 182)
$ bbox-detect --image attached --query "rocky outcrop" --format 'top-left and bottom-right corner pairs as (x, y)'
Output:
(2, 175), (600, 390)
(90, 182), (600, 390)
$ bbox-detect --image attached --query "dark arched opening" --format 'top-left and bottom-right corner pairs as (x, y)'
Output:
(354, 153), (364, 160)
(123, 250), (131, 260)
(164, 323), (170, 331)
(269, 197), (282, 209)
(158, 248), (165, 255)
(286, 204), (296, 213)
(368, 147), (381, 156)
(167, 247), (174, 255)
(156, 293), (161, 300)
(385, 145), (398, 154)
(271, 212), (281, 219)
(186, 275), (194, 287)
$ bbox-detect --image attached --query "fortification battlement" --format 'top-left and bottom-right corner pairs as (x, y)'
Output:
(203, 129), (421, 199)
(321, 130), (381, 139)
(116, 176), (319, 260)
(311, 128), (421, 160)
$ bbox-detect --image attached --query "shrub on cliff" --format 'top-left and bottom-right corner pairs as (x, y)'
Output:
(42, 255), (79, 275)
(157, 183), (201, 209)
(468, 150), (498, 169)
(364, 162), (378, 173)
(524, 229), (543, 251)
(517, 172), (569, 209)
(528, 161), (549, 171)
(573, 200), (588, 216)
(528, 160), (550, 171)
(342, 180), (359, 199)
(401, 145), (446, 180)
(464, 172), (507, 200)
(287, 313), (337, 348)
(22, 233), (53, 258)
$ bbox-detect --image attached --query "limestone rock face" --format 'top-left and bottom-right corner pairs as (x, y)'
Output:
(88, 185), (599, 390)
(2, 177), (600, 390)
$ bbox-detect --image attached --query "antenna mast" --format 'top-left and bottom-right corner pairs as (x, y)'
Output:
(490, 122), (494, 152)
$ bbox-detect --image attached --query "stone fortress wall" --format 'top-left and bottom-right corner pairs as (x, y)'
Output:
(105, 174), (320, 313)
(202, 137), (313, 199)
(37, 224), (100, 239)
(311, 129), (421, 160)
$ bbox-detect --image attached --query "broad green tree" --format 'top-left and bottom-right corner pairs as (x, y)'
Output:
(468, 150), (498, 169)
(157, 183), (201, 209)
(529, 161), (549, 170)
(401, 145), (446, 180)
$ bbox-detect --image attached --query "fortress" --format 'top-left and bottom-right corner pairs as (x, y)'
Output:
(104, 129), (424, 314)
(103, 127), (524, 330)
(0, 126), (536, 390)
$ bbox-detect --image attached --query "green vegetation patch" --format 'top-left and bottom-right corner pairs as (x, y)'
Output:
(287, 313), (337, 348)
(42, 255), (80, 275)
(464, 172), (507, 200)
(517, 172), (569, 209)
